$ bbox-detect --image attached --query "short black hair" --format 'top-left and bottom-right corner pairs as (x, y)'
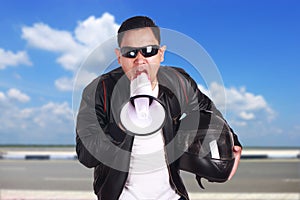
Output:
(117, 16), (161, 47)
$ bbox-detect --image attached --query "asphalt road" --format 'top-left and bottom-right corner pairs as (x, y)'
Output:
(0, 159), (299, 193)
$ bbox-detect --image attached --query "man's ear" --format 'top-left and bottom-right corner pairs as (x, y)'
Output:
(115, 48), (121, 64)
(159, 45), (167, 62)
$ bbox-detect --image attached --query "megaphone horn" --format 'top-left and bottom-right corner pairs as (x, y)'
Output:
(119, 72), (166, 136)
(120, 94), (166, 136)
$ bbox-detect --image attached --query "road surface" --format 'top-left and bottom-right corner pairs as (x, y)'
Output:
(0, 159), (299, 199)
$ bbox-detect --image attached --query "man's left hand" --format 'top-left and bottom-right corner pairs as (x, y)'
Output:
(228, 145), (242, 180)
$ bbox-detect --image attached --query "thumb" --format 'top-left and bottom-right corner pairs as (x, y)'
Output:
(233, 145), (241, 152)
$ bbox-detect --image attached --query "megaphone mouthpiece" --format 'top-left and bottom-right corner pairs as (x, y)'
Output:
(130, 72), (152, 96)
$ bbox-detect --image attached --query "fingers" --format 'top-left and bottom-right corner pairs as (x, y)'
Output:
(228, 146), (242, 180)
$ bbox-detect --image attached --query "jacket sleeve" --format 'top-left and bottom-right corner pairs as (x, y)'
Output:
(76, 77), (125, 168)
(175, 67), (242, 148)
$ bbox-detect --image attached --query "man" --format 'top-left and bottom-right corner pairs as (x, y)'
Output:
(76, 16), (242, 200)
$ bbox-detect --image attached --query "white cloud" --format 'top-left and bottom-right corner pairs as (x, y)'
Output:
(197, 82), (288, 146)
(0, 92), (6, 101)
(13, 73), (22, 80)
(54, 77), (74, 91)
(22, 22), (87, 72)
(239, 111), (255, 120)
(7, 88), (30, 103)
(54, 69), (99, 92)
(0, 88), (74, 144)
(22, 23), (80, 52)
(0, 88), (30, 102)
(0, 48), (32, 69)
(33, 101), (73, 127)
(198, 82), (276, 126)
(75, 13), (119, 47)
(230, 120), (247, 127)
(21, 12), (120, 91)
(73, 69), (99, 90)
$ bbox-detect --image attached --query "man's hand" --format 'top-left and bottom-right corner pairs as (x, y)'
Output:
(228, 145), (242, 180)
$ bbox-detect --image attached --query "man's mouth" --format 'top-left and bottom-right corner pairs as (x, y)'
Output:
(132, 67), (149, 80)
(136, 69), (148, 76)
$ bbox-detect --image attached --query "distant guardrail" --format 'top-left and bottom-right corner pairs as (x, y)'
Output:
(0, 149), (299, 160)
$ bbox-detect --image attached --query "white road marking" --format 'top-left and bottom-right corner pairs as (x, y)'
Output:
(0, 190), (97, 200)
(0, 167), (26, 171)
(242, 158), (300, 163)
(0, 190), (299, 200)
(283, 178), (300, 183)
(189, 192), (300, 200)
(44, 177), (92, 181)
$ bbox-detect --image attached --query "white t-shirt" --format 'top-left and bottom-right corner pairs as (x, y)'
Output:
(119, 84), (180, 200)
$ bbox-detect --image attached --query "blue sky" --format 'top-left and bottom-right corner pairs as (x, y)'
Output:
(0, 0), (299, 146)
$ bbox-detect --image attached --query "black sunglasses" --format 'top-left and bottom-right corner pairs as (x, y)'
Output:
(120, 45), (160, 58)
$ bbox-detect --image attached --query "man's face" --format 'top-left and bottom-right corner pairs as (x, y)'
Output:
(115, 27), (166, 89)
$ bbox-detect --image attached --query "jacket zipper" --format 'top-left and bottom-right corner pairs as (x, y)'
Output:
(161, 134), (189, 200)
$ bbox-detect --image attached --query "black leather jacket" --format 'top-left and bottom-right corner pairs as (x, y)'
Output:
(76, 66), (242, 200)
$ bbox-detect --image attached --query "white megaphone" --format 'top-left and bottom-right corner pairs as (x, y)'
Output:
(120, 72), (166, 136)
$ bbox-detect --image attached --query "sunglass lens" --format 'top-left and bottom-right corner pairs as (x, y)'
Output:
(126, 50), (137, 58)
(121, 47), (137, 58)
(141, 46), (159, 57)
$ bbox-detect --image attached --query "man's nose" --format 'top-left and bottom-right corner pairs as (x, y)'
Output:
(134, 51), (146, 64)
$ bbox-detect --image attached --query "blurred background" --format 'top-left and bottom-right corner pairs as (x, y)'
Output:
(0, 0), (299, 199)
